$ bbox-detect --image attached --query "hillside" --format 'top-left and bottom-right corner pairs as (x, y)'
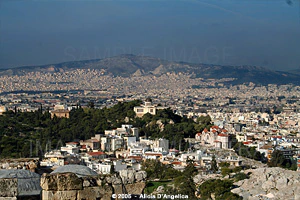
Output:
(289, 68), (300, 75)
(1, 54), (300, 85)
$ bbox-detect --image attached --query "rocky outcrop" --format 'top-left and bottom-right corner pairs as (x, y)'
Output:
(231, 167), (300, 200)
(41, 173), (83, 191)
(193, 173), (223, 186)
(41, 169), (147, 200)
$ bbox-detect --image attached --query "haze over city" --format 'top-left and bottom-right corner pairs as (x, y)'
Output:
(0, 0), (300, 70)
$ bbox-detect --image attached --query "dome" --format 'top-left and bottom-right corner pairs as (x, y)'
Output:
(0, 169), (41, 196)
(51, 164), (98, 177)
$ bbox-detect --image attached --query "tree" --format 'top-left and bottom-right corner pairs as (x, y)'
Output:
(210, 155), (218, 173)
(268, 150), (296, 170)
(110, 163), (115, 174)
(198, 179), (242, 200)
(268, 150), (286, 168)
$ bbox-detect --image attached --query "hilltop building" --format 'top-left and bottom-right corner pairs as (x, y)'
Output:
(50, 104), (70, 118)
(133, 99), (165, 117)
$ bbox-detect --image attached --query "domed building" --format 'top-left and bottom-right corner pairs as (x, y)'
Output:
(133, 99), (166, 117)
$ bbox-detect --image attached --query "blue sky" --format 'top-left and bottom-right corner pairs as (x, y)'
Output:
(0, 0), (299, 70)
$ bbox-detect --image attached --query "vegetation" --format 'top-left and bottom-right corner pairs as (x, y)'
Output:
(198, 179), (242, 200)
(171, 161), (198, 199)
(268, 150), (297, 171)
(220, 166), (242, 177)
(0, 100), (211, 159)
(142, 159), (180, 180)
(233, 142), (267, 163)
(234, 172), (250, 182)
(210, 155), (218, 173)
(144, 181), (171, 194)
(142, 159), (198, 199)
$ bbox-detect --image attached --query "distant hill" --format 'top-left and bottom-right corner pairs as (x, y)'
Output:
(288, 68), (300, 75)
(1, 54), (300, 85)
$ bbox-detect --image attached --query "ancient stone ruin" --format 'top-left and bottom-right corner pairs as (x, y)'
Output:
(0, 169), (41, 200)
(41, 165), (147, 200)
(0, 165), (147, 200)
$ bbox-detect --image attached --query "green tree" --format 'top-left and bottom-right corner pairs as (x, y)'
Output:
(198, 179), (242, 200)
(210, 155), (219, 173)
(268, 150), (286, 167)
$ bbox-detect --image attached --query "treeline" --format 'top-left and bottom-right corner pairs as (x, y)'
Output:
(233, 142), (267, 163)
(143, 159), (243, 200)
(234, 142), (297, 171)
(0, 100), (211, 158)
(268, 150), (297, 171)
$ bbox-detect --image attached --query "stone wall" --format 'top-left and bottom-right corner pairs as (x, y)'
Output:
(0, 169), (41, 200)
(41, 169), (147, 200)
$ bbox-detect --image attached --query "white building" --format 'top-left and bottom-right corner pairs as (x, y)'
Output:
(60, 142), (80, 154)
(87, 160), (127, 174)
(40, 150), (66, 167)
(134, 100), (165, 117)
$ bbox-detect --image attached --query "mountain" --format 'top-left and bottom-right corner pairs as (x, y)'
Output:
(288, 68), (300, 75)
(1, 54), (300, 85)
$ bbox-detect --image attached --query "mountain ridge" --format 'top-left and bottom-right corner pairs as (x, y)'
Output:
(1, 54), (299, 85)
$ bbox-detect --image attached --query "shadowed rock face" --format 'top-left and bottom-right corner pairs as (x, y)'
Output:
(0, 169), (41, 197)
(231, 167), (300, 200)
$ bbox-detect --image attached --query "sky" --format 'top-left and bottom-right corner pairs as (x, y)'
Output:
(0, 0), (300, 71)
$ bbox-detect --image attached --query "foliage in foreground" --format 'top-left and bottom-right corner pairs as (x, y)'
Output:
(198, 179), (242, 200)
(143, 159), (198, 199)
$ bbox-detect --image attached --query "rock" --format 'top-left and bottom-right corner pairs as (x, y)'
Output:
(42, 190), (54, 199)
(119, 169), (135, 184)
(111, 175), (122, 185)
(77, 186), (113, 200)
(82, 176), (98, 187)
(135, 171), (147, 182)
(232, 167), (300, 199)
(41, 173), (83, 191)
(0, 169), (41, 197)
(28, 161), (37, 172)
(42, 190), (78, 200)
(156, 186), (164, 193)
(113, 184), (125, 195)
(125, 182), (146, 194)
(193, 173), (222, 185)
(54, 190), (77, 200)
(0, 179), (18, 197)
(0, 197), (17, 200)
(105, 175), (112, 184)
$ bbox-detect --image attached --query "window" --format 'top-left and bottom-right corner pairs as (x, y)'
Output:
(137, 109), (144, 113)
